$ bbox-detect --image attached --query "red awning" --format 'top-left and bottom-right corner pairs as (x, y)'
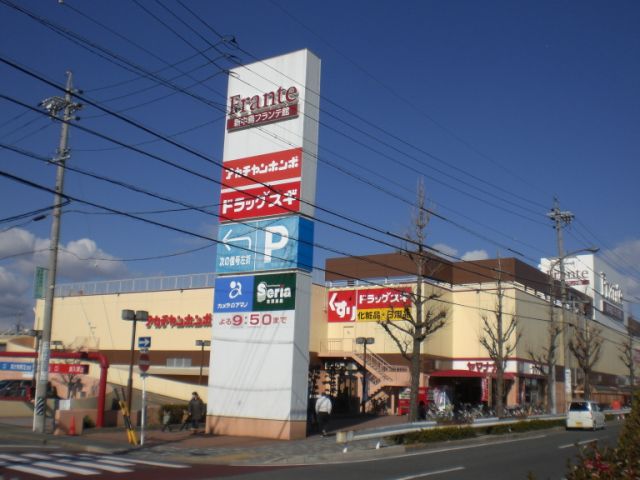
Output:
(429, 370), (516, 380)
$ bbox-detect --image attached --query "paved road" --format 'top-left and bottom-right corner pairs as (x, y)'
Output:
(221, 424), (622, 480)
(0, 424), (622, 479)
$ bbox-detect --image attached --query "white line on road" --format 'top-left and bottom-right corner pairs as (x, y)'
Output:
(6, 464), (67, 478)
(33, 461), (100, 475)
(59, 459), (133, 473)
(79, 453), (189, 468)
(392, 466), (466, 479)
(558, 438), (599, 449)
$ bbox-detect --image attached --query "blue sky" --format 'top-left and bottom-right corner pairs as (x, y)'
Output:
(0, 0), (638, 329)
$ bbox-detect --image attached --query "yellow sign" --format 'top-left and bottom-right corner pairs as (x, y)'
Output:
(357, 308), (410, 322)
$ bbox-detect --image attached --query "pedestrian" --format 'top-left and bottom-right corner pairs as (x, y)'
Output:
(188, 391), (204, 433)
(161, 409), (172, 432)
(418, 401), (427, 420)
(315, 391), (332, 436)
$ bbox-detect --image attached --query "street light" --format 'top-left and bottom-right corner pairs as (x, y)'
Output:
(355, 337), (375, 414)
(195, 339), (211, 386)
(546, 247), (598, 412)
(121, 309), (148, 415)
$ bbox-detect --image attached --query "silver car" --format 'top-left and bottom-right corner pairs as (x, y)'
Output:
(566, 400), (605, 430)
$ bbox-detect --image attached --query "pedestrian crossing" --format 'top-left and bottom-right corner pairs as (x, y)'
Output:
(0, 452), (189, 478)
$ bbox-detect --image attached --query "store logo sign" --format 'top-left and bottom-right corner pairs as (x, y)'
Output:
(227, 86), (299, 131)
(253, 273), (296, 311)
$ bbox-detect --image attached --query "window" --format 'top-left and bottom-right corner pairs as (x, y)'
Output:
(166, 358), (192, 368)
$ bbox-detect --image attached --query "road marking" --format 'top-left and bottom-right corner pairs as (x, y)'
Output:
(24, 453), (55, 459)
(79, 454), (189, 468)
(558, 438), (599, 449)
(0, 453), (28, 462)
(33, 461), (100, 475)
(58, 459), (133, 473)
(6, 464), (66, 478)
(392, 466), (466, 479)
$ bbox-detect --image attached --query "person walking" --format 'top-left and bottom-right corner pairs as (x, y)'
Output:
(179, 408), (190, 431)
(188, 391), (204, 434)
(161, 409), (172, 432)
(315, 391), (332, 436)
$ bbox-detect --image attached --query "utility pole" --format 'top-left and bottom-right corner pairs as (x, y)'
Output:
(547, 198), (574, 413)
(33, 71), (82, 433)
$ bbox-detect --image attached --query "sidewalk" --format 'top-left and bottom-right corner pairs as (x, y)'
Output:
(0, 414), (410, 466)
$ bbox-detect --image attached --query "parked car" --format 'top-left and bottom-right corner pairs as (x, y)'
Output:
(566, 400), (605, 430)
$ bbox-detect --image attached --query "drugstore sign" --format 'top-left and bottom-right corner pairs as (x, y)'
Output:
(327, 286), (413, 323)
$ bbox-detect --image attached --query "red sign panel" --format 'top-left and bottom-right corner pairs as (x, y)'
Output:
(219, 180), (301, 222)
(139, 353), (150, 373)
(327, 287), (412, 323)
(222, 148), (302, 187)
(49, 364), (89, 375)
(227, 103), (298, 132)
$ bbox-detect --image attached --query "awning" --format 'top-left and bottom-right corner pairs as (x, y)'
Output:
(429, 370), (515, 380)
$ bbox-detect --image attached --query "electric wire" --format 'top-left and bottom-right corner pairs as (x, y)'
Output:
(0, 1), (556, 260)
(1, 165), (633, 353)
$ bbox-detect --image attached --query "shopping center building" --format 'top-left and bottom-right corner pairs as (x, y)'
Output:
(2, 250), (634, 436)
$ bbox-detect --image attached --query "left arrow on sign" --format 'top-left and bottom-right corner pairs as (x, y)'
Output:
(222, 228), (253, 252)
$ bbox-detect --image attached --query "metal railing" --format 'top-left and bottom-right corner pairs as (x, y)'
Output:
(53, 272), (216, 297)
(335, 408), (632, 446)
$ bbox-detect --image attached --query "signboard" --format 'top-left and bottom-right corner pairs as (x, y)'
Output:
(227, 85), (299, 132)
(216, 216), (313, 274)
(145, 313), (212, 329)
(214, 272), (297, 313)
(221, 148), (302, 190)
(138, 336), (151, 349)
(328, 287), (412, 323)
(49, 364), (89, 375)
(210, 49), (320, 438)
(33, 266), (48, 299)
(219, 180), (301, 222)
(602, 300), (624, 322)
(139, 353), (150, 373)
(0, 361), (33, 373)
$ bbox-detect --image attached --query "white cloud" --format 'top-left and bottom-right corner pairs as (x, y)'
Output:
(461, 249), (489, 261)
(0, 228), (129, 329)
(432, 243), (458, 259)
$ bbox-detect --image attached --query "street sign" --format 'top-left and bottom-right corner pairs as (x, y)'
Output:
(138, 353), (150, 373)
(138, 336), (151, 349)
(216, 215), (314, 274)
(49, 364), (89, 375)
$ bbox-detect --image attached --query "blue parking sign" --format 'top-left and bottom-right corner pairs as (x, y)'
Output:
(216, 215), (313, 274)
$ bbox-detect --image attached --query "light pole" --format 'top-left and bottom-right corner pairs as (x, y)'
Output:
(195, 339), (211, 386)
(546, 247), (598, 412)
(121, 310), (148, 415)
(356, 337), (375, 414)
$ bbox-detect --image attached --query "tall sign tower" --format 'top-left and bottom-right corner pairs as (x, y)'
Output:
(207, 50), (321, 440)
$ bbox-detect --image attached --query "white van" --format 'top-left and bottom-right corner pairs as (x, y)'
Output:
(566, 401), (605, 430)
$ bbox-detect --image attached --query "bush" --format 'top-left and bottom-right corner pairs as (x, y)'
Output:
(391, 426), (477, 445)
(483, 419), (564, 435)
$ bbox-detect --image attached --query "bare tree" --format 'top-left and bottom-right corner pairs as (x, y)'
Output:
(528, 296), (562, 413)
(568, 321), (603, 400)
(378, 178), (448, 422)
(479, 264), (521, 417)
(618, 329), (635, 394)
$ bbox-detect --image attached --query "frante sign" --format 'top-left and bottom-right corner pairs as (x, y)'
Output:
(216, 215), (313, 274)
(227, 86), (299, 132)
